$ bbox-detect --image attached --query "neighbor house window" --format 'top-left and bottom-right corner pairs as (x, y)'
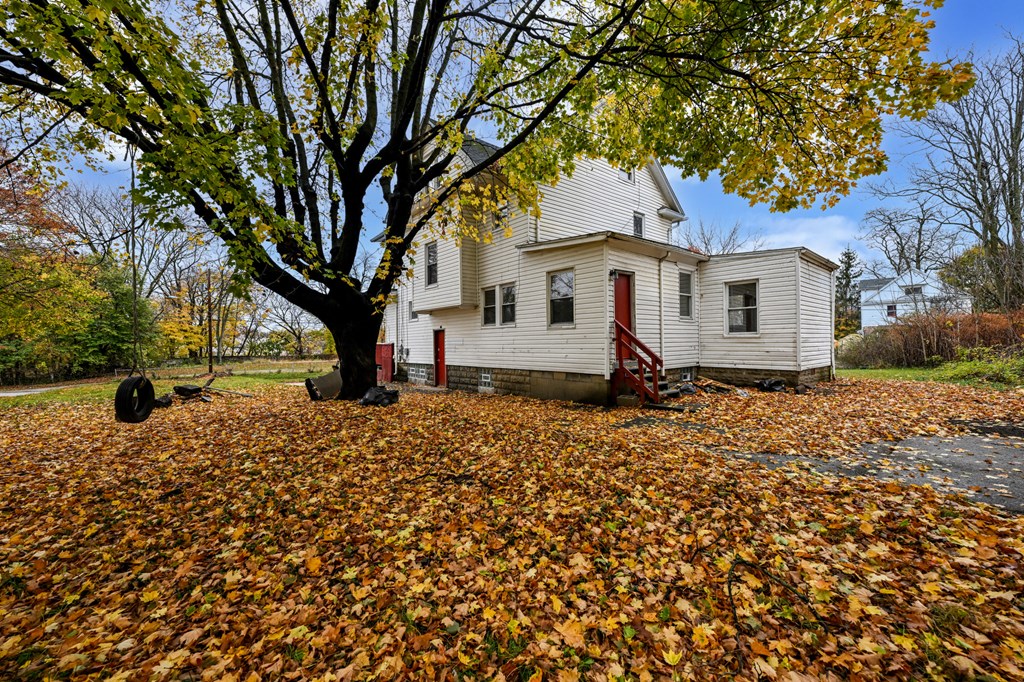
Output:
(633, 212), (644, 238)
(550, 270), (574, 325)
(618, 168), (635, 183)
(679, 271), (693, 318)
(426, 242), (438, 286)
(727, 281), (758, 333)
(482, 288), (497, 325)
(501, 283), (517, 324)
(409, 300), (418, 321)
(903, 285), (923, 296)
(887, 304), (897, 318)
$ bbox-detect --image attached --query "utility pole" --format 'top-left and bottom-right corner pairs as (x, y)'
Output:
(207, 270), (214, 375)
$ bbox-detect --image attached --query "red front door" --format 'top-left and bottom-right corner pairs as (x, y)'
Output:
(433, 330), (446, 387)
(614, 272), (633, 332)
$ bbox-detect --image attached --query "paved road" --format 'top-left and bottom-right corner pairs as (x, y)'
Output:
(734, 420), (1024, 514)
(0, 386), (68, 398)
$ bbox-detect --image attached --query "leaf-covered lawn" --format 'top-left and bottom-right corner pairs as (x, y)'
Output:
(1, 380), (1022, 681)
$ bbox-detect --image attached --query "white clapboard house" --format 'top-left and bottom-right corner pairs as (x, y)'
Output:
(859, 269), (972, 332)
(379, 142), (838, 404)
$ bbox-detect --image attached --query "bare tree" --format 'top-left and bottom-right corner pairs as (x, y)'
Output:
(265, 293), (320, 357)
(859, 195), (960, 275)
(674, 218), (764, 255)
(889, 37), (1024, 309)
(53, 185), (207, 302)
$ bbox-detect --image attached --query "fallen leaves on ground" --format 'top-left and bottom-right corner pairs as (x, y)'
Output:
(668, 378), (1024, 456)
(0, 379), (1022, 680)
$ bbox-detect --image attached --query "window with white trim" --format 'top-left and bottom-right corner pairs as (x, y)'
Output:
(501, 283), (517, 324)
(727, 281), (758, 333)
(887, 304), (897, 318)
(679, 271), (693, 318)
(618, 168), (635, 183)
(550, 270), (574, 325)
(482, 287), (497, 326)
(633, 212), (644, 238)
(425, 242), (438, 286)
(409, 300), (418, 321)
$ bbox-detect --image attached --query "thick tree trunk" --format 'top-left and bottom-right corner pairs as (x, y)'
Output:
(324, 307), (382, 400)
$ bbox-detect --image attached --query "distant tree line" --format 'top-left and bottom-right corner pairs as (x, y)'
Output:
(0, 155), (337, 384)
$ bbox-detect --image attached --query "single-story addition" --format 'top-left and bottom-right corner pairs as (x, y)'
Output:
(859, 269), (972, 332)
(381, 151), (838, 404)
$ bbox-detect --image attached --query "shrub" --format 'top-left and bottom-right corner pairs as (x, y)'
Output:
(838, 311), (1024, 368)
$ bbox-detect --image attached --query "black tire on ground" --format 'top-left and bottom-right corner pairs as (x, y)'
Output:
(115, 376), (156, 423)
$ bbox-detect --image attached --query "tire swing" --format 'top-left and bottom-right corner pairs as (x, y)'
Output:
(114, 145), (156, 423)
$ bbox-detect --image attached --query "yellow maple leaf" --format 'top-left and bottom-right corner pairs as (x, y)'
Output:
(306, 556), (322, 574)
(662, 649), (683, 666)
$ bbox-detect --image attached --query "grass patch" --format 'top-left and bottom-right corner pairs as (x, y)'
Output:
(0, 372), (321, 409)
(839, 360), (1024, 388)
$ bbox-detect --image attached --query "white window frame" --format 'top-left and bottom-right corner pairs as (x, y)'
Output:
(633, 212), (644, 238)
(500, 283), (517, 325)
(482, 287), (497, 326)
(549, 269), (575, 327)
(725, 280), (759, 335)
(887, 304), (897, 318)
(425, 242), (438, 287)
(678, 269), (694, 320)
(409, 300), (419, 321)
(618, 168), (635, 184)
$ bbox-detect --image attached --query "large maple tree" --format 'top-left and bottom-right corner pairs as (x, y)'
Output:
(0, 0), (971, 397)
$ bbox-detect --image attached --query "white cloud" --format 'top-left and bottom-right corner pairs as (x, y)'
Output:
(758, 214), (864, 262)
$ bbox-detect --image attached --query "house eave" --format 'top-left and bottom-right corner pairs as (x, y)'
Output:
(517, 231), (709, 261)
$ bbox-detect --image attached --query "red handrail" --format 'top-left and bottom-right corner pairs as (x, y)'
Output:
(614, 321), (663, 404)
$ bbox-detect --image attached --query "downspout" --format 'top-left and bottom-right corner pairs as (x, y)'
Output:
(658, 250), (670, 360)
(603, 242), (611, 379)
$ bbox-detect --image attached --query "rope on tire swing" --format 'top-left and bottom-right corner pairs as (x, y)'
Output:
(114, 145), (155, 423)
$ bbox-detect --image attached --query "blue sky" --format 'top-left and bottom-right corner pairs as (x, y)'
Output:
(670, 1), (1024, 264)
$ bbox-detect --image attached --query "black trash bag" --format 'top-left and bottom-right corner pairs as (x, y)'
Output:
(359, 386), (399, 407)
(677, 382), (698, 395)
(754, 378), (786, 393)
(153, 393), (174, 408)
(173, 384), (203, 397)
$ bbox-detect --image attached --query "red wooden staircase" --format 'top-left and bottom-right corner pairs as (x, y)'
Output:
(614, 321), (680, 405)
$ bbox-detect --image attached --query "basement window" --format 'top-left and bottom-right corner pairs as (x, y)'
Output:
(479, 371), (493, 389)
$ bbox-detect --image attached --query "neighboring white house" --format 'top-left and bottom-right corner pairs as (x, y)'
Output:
(380, 145), (838, 404)
(859, 269), (972, 331)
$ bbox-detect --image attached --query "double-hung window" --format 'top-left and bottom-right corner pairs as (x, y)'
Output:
(482, 288), (497, 325)
(727, 281), (758, 334)
(633, 212), (644, 238)
(679, 271), (693, 318)
(425, 242), (438, 286)
(550, 270), (574, 325)
(501, 284), (517, 324)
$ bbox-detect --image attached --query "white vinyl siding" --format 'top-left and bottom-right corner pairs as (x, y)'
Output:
(726, 281), (758, 334)
(607, 249), (701, 371)
(679, 271), (693, 319)
(699, 251), (800, 371)
(533, 159), (674, 244)
(798, 256), (834, 370)
(549, 270), (575, 325)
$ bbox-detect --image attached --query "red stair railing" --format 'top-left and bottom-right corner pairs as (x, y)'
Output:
(614, 321), (663, 404)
